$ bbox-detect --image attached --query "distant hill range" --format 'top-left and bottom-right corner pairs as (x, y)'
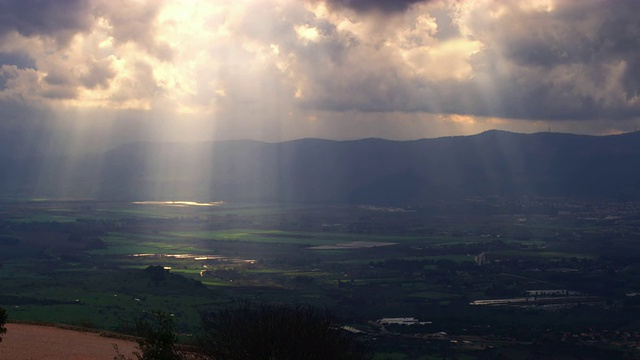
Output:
(2, 130), (640, 204)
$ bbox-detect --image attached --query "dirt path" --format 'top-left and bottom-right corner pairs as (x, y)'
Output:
(0, 323), (138, 360)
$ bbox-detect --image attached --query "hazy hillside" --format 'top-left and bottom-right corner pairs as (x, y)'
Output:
(3, 130), (640, 204)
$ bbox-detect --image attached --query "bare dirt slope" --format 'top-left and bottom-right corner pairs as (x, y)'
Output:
(0, 323), (138, 360)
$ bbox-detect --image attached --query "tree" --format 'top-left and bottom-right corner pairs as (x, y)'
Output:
(0, 306), (6, 343)
(197, 302), (371, 360)
(144, 265), (169, 282)
(114, 311), (182, 360)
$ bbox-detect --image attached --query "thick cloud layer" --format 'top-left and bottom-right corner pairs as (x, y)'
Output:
(0, 0), (638, 145)
(0, 0), (94, 44)
(317, 0), (429, 13)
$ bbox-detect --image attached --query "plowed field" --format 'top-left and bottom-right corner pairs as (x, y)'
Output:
(0, 323), (138, 360)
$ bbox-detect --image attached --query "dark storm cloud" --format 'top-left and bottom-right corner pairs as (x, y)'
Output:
(597, 0), (640, 103)
(299, 0), (640, 123)
(317, 0), (429, 13)
(474, 0), (640, 120)
(0, 0), (93, 44)
(492, 1), (640, 68)
(306, 58), (638, 122)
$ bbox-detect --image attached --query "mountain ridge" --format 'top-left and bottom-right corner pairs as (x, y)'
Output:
(2, 130), (640, 204)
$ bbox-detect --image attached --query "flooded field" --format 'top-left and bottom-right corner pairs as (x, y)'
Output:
(132, 201), (224, 207)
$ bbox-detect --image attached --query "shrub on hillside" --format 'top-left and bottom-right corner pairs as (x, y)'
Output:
(0, 306), (7, 343)
(113, 310), (182, 360)
(197, 302), (371, 360)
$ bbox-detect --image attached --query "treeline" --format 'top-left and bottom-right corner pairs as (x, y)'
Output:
(0, 306), (6, 343)
(0, 302), (370, 360)
(114, 303), (371, 360)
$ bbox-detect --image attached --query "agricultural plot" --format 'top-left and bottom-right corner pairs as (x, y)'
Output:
(1, 200), (640, 358)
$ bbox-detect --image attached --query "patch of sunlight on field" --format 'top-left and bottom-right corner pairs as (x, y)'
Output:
(163, 229), (335, 245)
(88, 244), (164, 255)
(200, 280), (233, 287)
(164, 228), (431, 247)
(171, 268), (205, 276)
(92, 234), (205, 255)
(150, 244), (204, 253)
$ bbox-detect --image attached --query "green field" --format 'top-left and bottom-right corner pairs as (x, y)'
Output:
(2, 200), (640, 358)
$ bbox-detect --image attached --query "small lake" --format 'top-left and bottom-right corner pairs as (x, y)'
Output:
(132, 201), (224, 207)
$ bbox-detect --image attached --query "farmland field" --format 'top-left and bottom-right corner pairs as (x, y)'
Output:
(2, 199), (640, 358)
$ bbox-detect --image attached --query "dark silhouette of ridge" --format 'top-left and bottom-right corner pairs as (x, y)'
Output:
(2, 131), (640, 204)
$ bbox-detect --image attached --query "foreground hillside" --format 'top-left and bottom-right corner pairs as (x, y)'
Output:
(0, 323), (137, 360)
(2, 130), (640, 204)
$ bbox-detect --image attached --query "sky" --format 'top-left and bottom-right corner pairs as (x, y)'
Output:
(1, 0), (640, 150)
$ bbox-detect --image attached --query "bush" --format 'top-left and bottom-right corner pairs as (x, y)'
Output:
(114, 311), (182, 360)
(0, 307), (6, 343)
(197, 302), (371, 360)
